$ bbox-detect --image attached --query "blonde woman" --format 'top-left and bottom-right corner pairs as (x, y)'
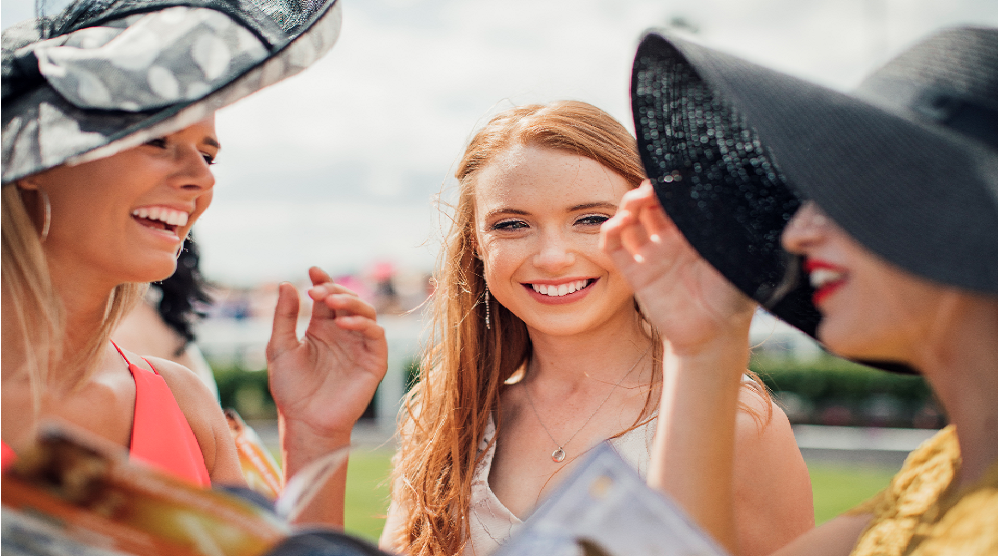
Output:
(2, 0), (386, 527)
(380, 101), (814, 556)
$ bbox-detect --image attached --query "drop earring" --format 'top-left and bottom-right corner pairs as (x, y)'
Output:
(38, 189), (51, 243)
(484, 286), (491, 330)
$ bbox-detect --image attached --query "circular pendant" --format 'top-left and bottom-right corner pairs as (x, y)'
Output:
(551, 448), (566, 463)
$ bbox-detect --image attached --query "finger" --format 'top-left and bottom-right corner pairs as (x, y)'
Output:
(334, 316), (388, 343)
(323, 293), (378, 321)
(617, 180), (658, 213)
(618, 208), (656, 259)
(637, 199), (679, 242)
(309, 266), (333, 287)
(267, 282), (301, 360)
(600, 203), (639, 253)
(308, 282), (359, 302)
(603, 217), (648, 271)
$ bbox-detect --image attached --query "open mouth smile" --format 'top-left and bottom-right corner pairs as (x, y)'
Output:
(131, 206), (189, 236)
(804, 260), (847, 306)
(523, 278), (597, 303)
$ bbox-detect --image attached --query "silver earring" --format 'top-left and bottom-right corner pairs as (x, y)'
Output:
(484, 286), (491, 330)
(39, 190), (51, 243)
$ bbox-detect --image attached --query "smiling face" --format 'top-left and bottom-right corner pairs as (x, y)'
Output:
(20, 118), (218, 288)
(781, 201), (952, 362)
(473, 144), (638, 339)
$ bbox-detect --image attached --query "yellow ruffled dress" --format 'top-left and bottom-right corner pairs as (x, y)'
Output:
(847, 425), (998, 556)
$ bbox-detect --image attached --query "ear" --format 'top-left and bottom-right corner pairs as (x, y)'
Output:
(470, 234), (481, 260)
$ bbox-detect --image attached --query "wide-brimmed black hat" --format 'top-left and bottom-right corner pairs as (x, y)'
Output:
(631, 27), (997, 372)
(2, 0), (343, 185)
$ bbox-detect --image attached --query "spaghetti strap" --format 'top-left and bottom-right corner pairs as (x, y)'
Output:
(110, 339), (131, 365)
(109, 340), (210, 486)
(140, 357), (160, 376)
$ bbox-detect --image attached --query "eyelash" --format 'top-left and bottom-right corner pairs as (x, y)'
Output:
(492, 219), (527, 231)
(490, 214), (610, 231)
(576, 214), (610, 226)
(144, 138), (216, 165)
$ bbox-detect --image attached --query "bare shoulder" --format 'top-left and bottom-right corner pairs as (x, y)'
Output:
(136, 354), (217, 411)
(732, 386), (815, 556)
(129, 353), (220, 441)
(128, 352), (243, 484)
(735, 385), (792, 441)
(733, 385), (802, 475)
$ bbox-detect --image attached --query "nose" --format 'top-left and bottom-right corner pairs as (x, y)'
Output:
(533, 227), (576, 272)
(781, 201), (829, 254)
(172, 146), (216, 193)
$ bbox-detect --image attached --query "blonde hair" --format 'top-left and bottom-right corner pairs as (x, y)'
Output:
(392, 101), (770, 555)
(1, 184), (145, 413)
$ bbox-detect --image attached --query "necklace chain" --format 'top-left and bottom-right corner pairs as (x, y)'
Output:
(523, 346), (651, 463)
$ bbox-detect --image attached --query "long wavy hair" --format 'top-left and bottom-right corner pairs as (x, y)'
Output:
(391, 101), (769, 555)
(1, 184), (145, 413)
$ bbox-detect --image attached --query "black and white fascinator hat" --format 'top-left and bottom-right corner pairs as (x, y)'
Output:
(630, 27), (997, 371)
(2, 0), (343, 185)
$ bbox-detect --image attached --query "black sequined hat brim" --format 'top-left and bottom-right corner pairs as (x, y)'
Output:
(626, 32), (999, 375)
(631, 33), (821, 337)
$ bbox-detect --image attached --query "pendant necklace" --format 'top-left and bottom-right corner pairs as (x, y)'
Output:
(523, 345), (651, 463)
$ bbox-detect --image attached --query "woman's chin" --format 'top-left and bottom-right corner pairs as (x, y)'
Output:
(124, 256), (179, 285)
(817, 323), (904, 364)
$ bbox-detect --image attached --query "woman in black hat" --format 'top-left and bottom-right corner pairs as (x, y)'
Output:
(1, 0), (386, 527)
(602, 26), (997, 556)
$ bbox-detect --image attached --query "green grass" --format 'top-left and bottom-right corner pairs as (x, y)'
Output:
(344, 447), (395, 543)
(341, 452), (899, 542)
(808, 462), (897, 524)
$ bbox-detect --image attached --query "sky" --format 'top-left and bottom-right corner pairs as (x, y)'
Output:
(3, 0), (996, 286)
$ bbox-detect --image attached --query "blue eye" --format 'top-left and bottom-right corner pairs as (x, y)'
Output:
(492, 219), (528, 231)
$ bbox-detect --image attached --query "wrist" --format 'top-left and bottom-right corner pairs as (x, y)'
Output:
(279, 416), (352, 475)
(663, 329), (750, 370)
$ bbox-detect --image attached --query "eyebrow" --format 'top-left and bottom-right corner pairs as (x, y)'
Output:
(569, 202), (618, 211)
(202, 137), (221, 150)
(483, 202), (618, 221)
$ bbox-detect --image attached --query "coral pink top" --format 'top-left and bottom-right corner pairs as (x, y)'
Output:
(1, 344), (211, 488)
(112, 341), (211, 487)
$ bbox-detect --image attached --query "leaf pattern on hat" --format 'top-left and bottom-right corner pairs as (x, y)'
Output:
(34, 6), (268, 111)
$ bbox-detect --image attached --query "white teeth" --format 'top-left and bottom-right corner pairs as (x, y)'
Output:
(531, 279), (590, 297)
(809, 269), (844, 288)
(131, 207), (189, 227)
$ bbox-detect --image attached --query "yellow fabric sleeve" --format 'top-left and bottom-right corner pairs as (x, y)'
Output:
(847, 426), (998, 556)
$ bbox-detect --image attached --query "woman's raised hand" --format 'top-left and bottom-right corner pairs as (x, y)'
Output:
(600, 181), (756, 356)
(267, 266), (388, 450)
(265, 267), (387, 527)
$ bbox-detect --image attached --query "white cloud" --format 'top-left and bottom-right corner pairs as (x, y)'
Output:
(4, 0), (995, 283)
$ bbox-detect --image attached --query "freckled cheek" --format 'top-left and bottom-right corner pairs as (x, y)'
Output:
(481, 244), (531, 288)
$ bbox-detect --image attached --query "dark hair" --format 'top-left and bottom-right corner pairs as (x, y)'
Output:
(153, 234), (212, 352)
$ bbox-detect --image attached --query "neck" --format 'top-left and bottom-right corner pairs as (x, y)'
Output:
(46, 253), (119, 388)
(912, 293), (998, 488)
(526, 312), (653, 388)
